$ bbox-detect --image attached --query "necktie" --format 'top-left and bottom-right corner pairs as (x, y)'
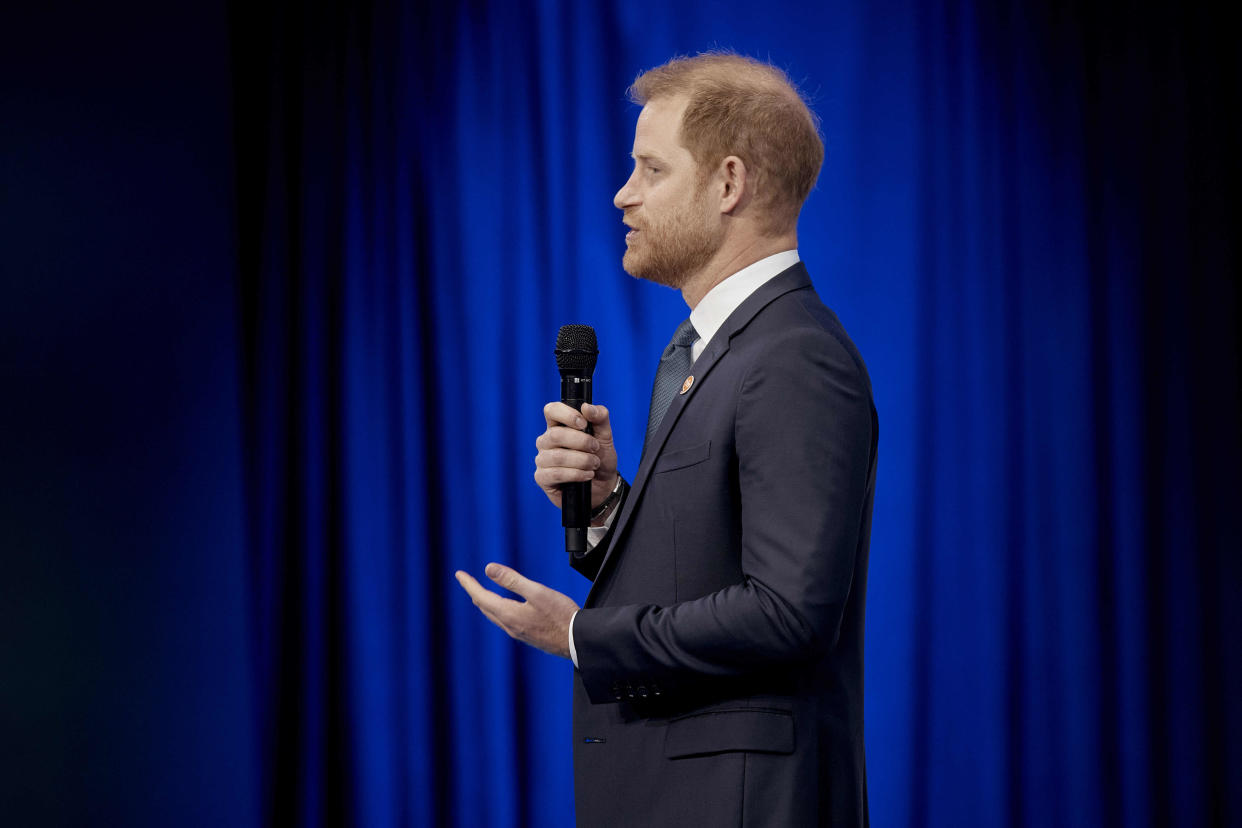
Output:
(643, 318), (698, 457)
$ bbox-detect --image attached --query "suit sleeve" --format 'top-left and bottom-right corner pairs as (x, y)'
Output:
(572, 325), (875, 703)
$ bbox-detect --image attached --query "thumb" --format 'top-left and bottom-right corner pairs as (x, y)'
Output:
(582, 404), (612, 439)
(485, 562), (535, 598)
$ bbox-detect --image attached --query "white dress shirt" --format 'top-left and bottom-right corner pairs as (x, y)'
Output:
(568, 250), (801, 667)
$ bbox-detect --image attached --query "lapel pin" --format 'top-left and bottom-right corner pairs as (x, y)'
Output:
(680, 375), (694, 394)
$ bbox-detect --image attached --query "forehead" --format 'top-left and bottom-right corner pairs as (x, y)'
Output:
(632, 95), (691, 158)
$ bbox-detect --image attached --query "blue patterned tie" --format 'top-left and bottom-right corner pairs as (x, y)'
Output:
(643, 318), (699, 457)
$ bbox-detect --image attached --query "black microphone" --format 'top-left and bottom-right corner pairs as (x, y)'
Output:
(555, 324), (599, 555)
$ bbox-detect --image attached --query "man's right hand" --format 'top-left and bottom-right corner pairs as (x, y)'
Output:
(534, 402), (619, 511)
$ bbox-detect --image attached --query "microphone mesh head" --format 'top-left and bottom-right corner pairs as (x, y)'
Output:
(555, 324), (598, 372)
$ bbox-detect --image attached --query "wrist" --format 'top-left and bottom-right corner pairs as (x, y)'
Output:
(589, 475), (626, 526)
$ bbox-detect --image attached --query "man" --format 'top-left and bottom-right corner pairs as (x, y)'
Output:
(457, 53), (877, 826)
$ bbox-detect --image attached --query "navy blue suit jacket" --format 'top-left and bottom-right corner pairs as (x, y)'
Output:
(570, 263), (877, 826)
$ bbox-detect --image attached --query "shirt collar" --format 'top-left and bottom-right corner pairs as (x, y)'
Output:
(689, 249), (800, 358)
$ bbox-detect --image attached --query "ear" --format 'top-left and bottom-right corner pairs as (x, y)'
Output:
(715, 155), (748, 214)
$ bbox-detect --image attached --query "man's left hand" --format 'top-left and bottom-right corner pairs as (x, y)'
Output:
(455, 563), (579, 659)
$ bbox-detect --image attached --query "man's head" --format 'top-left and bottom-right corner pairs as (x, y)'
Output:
(614, 53), (823, 294)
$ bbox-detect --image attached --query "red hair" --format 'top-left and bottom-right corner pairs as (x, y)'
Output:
(629, 52), (824, 235)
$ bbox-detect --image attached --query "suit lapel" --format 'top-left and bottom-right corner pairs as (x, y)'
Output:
(585, 263), (814, 602)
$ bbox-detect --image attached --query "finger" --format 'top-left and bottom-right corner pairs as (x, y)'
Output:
(536, 426), (600, 453)
(581, 404), (613, 441)
(456, 570), (520, 621)
(534, 467), (595, 489)
(484, 562), (544, 601)
(455, 569), (494, 605)
(534, 448), (601, 471)
(543, 401), (589, 431)
(581, 403), (610, 424)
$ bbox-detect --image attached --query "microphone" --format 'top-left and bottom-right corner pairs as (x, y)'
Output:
(555, 324), (599, 555)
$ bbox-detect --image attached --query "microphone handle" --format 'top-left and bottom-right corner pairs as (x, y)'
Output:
(561, 375), (593, 554)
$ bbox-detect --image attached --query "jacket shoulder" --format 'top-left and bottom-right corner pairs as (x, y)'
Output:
(734, 284), (873, 393)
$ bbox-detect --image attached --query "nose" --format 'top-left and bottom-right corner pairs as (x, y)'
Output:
(614, 169), (639, 210)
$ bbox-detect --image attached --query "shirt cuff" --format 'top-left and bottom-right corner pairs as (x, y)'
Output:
(586, 492), (621, 547)
(568, 609), (579, 668)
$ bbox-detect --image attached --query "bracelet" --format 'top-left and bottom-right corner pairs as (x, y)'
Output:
(590, 475), (626, 521)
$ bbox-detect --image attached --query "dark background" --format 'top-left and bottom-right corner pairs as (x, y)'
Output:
(2, 1), (1238, 826)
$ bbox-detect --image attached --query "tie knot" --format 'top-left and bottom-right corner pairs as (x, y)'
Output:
(671, 318), (698, 349)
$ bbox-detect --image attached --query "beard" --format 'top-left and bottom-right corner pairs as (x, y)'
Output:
(622, 201), (723, 290)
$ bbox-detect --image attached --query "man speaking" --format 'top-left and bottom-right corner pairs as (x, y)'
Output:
(456, 52), (877, 826)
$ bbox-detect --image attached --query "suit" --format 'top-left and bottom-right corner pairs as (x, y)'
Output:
(569, 262), (878, 826)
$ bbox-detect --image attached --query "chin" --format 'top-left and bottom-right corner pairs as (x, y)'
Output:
(621, 250), (637, 276)
(622, 250), (651, 282)
(622, 244), (695, 290)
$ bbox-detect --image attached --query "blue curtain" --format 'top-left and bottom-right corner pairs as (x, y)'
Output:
(9, 1), (1239, 825)
(223, 1), (1239, 826)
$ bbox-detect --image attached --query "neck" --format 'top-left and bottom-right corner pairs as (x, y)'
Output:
(680, 232), (798, 309)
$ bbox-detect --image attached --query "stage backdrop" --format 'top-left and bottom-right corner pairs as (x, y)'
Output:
(4, 0), (1238, 826)
(229, 1), (1239, 825)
